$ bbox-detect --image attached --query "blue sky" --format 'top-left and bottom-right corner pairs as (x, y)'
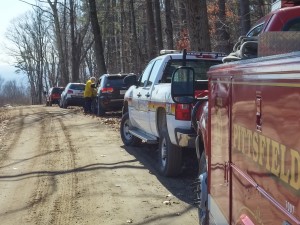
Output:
(0, 0), (34, 83)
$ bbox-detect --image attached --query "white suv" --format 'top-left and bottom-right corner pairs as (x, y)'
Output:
(59, 83), (85, 108)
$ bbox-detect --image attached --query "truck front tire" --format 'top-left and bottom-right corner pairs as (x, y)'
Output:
(158, 128), (182, 177)
(120, 112), (141, 146)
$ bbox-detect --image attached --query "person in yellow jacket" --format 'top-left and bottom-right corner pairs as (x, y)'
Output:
(84, 76), (96, 114)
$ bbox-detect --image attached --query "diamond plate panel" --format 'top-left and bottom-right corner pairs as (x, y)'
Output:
(258, 32), (300, 57)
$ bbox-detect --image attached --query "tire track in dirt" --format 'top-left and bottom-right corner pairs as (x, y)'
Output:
(0, 107), (24, 165)
(49, 117), (77, 225)
(26, 110), (78, 225)
(0, 107), (59, 224)
(25, 109), (57, 225)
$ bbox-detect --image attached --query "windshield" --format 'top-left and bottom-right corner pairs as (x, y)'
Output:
(246, 23), (264, 37)
(70, 84), (85, 90)
(52, 88), (64, 94)
(161, 59), (222, 83)
(105, 76), (127, 88)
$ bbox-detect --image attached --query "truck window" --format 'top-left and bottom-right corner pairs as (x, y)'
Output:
(139, 60), (155, 87)
(161, 59), (221, 83)
(146, 59), (162, 87)
(247, 23), (264, 37)
(283, 18), (300, 31)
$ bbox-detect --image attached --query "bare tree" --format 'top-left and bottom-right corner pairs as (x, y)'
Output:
(215, 0), (231, 53)
(0, 79), (30, 106)
(165, 0), (174, 49)
(146, 0), (157, 58)
(6, 10), (51, 104)
(47, 0), (69, 86)
(240, 0), (251, 35)
(154, 0), (163, 51)
(185, 0), (211, 51)
(88, 0), (107, 76)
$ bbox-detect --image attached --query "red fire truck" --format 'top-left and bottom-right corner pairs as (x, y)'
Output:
(171, 1), (300, 224)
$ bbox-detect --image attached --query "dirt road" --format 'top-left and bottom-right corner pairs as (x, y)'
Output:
(0, 105), (198, 225)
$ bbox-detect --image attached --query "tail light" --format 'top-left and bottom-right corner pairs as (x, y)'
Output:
(51, 93), (60, 98)
(175, 104), (191, 121)
(67, 90), (73, 94)
(101, 87), (114, 93)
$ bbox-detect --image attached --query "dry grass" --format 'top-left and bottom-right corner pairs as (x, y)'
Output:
(0, 108), (11, 124)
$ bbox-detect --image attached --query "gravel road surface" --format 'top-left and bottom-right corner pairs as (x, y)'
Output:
(0, 105), (198, 225)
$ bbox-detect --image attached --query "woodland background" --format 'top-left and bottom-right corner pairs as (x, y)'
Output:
(0, 0), (276, 106)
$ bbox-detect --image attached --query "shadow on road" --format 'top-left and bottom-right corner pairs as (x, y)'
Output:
(121, 143), (198, 206)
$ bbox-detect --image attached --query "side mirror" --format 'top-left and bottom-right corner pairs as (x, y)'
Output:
(124, 74), (137, 87)
(171, 66), (195, 104)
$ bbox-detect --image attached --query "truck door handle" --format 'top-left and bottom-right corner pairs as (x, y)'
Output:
(137, 93), (141, 97)
(145, 93), (150, 97)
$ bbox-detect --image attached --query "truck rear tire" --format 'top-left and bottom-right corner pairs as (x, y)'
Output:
(197, 152), (208, 225)
(120, 112), (141, 146)
(63, 100), (68, 109)
(158, 128), (182, 177)
(97, 100), (105, 116)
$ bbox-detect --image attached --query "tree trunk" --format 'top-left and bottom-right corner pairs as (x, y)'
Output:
(240, 0), (251, 35)
(146, 0), (157, 58)
(47, 0), (68, 86)
(154, 0), (163, 51)
(215, 0), (231, 54)
(129, 0), (143, 73)
(185, 0), (211, 51)
(120, 0), (125, 73)
(88, 0), (107, 76)
(165, 0), (174, 49)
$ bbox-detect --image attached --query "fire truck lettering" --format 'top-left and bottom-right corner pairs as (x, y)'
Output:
(233, 124), (300, 190)
(271, 140), (280, 176)
(252, 132), (259, 162)
(241, 126), (247, 154)
(280, 145), (290, 184)
(233, 124), (239, 150)
(290, 149), (300, 190)
(265, 138), (271, 171)
(258, 135), (270, 167)
(246, 129), (252, 158)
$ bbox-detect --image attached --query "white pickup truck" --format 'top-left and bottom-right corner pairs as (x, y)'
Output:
(120, 50), (225, 176)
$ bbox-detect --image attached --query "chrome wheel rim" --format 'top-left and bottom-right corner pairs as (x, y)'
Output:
(123, 119), (132, 140)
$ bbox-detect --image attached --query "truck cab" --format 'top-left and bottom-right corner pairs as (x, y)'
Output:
(120, 50), (225, 177)
(247, 2), (300, 37)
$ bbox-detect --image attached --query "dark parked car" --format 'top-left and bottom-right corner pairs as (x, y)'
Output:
(59, 83), (85, 108)
(46, 87), (64, 106)
(95, 74), (134, 116)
